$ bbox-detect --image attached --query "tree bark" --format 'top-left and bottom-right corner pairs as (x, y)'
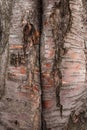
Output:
(0, 0), (41, 130)
(41, 0), (86, 130)
(0, 0), (87, 130)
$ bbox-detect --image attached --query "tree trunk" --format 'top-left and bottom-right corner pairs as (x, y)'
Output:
(0, 0), (87, 130)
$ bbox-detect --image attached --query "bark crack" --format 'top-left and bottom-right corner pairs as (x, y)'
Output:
(38, 0), (48, 130)
(49, 0), (72, 117)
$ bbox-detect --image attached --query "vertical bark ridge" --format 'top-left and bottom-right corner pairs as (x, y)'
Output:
(50, 0), (72, 116)
(0, 0), (14, 99)
(41, 0), (86, 129)
(82, 0), (87, 105)
(69, 2), (87, 130)
(61, 0), (86, 129)
(41, 0), (72, 129)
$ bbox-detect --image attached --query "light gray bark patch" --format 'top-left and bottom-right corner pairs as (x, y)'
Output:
(0, 0), (14, 54)
(0, 0), (14, 99)
(0, 0), (41, 130)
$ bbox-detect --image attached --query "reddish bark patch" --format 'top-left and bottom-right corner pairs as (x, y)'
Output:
(33, 86), (39, 92)
(45, 63), (52, 68)
(44, 20), (49, 26)
(20, 66), (26, 74)
(43, 100), (53, 109)
(23, 85), (30, 90)
(34, 68), (39, 73)
(43, 85), (53, 89)
(9, 45), (23, 49)
(42, 73), (50, 77)
(19, 92), (30, 98)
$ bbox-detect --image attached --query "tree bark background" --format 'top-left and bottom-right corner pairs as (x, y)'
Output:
(41, 0), (86, 130)
(0, 0), (41, 130)
(0, 0), (87, 130)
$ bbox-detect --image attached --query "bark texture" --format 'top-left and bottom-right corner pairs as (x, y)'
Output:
(41, 0), (86, 130)
(0, 0), (87, 130)
(0, 0), (14, 99)
(0, 0), (41, 130)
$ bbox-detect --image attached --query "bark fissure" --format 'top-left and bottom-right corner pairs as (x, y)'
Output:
(50, 0), (72, 117)
(37, 0), (48, 130)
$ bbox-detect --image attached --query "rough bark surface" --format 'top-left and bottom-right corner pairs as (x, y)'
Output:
(0, 0), (41, 130)
(0, 0), (87, 130)
(41, 0), (86, 130)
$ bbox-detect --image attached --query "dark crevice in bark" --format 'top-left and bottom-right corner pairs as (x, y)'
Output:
(38, 0), (47, 130)
(66, 110), (87, 130)
(0, 118), (19, 130)
(50, 0), (72, 117)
